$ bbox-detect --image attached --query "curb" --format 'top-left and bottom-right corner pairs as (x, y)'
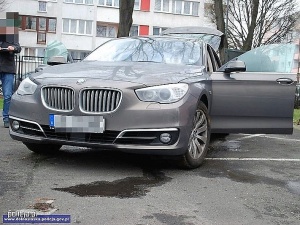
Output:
(294, 125), (300, 130)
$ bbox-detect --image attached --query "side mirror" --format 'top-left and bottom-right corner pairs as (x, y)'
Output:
(218, 60), (246, 73)
(47, 56), (67, 65)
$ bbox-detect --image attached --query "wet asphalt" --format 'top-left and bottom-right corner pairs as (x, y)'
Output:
(0, 124), (299, 225)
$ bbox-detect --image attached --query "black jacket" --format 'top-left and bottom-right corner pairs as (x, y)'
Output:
(0, 41), (22, 74)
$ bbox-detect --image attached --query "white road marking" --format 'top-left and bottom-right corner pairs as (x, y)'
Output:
(230, 134), (264, 141)
(206, 158), (300, 162)
(229, 134), (300, 142)
(259, 135), (300, 142)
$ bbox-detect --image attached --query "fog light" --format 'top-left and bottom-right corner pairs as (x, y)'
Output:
(12, 120), (20, 131)
(160, 133), (171, 144)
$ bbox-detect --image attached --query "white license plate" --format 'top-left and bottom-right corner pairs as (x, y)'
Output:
(49, 115), (105, 133)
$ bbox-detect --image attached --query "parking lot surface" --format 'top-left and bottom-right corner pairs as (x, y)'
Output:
(0, 124), (300, 225)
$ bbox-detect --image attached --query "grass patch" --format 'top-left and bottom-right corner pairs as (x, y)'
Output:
(0, 98), (3, 110)
(294, 109), (300, 125)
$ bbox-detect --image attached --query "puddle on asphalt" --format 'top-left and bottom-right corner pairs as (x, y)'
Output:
(197, 161), (300, 196)
(52, 169), (172, 198)
(210, 140), (249, 152)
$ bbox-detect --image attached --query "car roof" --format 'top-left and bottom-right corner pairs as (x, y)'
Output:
(161, 26), (223, 51)
(118, 35), (206, 44)
(161, 26), (223, 36)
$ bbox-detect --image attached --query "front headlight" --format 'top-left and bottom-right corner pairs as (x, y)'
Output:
(135, 83), (189, 103)
(17, 78), (37, 95)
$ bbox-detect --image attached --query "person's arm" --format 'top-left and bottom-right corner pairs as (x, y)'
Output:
(7, 42), (21, 53)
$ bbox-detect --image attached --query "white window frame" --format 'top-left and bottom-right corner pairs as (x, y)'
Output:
(134, 0), (140, 10)
(63, 19), (92, 35)
(98, 0), (119, 7)
(153, 26), (168, 35)
(64, 0), (94, 5)
(155, 0), (171, 13)
(129, 25), (139, 36)
(192, 1), (199, 16)
(96, 24), (117, 37)
(173, 1), (199, 16)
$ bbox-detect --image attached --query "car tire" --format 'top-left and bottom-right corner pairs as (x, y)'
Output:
(23, 142), (62, 154)
(178, 102), (211, 169)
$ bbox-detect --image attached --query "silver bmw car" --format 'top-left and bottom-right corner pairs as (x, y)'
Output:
(9, 35), (296, 168)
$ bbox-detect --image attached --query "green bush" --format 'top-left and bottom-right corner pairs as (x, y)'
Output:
(294, 109), (300, 125)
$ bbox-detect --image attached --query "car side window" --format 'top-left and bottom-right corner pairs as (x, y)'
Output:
(236, 43), (297, 72)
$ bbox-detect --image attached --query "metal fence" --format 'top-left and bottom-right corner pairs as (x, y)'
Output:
(0, 55), (81, 95)
(15, 55), (45, 80)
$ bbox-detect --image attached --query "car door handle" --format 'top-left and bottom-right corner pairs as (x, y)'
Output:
(276, 78), (294, 85)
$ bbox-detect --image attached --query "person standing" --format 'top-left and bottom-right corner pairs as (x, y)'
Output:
(0, 12), (21, 128)
(0, 42), (21, 128)
(0, 12), (22, 128)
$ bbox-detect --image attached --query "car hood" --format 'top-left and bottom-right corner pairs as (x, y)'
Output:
(32, 61), (205, 86)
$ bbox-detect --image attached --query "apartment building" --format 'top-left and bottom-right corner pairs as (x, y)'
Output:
(1, 0), (212, 60)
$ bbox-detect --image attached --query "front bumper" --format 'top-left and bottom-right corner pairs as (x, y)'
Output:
(9, 92), (199, 155)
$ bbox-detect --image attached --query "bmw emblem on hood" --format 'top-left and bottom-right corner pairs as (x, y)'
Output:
(76, 79), (86, 85)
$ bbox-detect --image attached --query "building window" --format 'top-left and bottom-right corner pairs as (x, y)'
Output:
(134, 0), (140, 9)
(37, 32), (46, 44)
(63, 19), (92, 35)
(23, 47), (36, 57)
(98, 0), (119, 7)
(192, 1), (199, 16)
(25, 17), (36, 30)
(64, 0), (94, 4)
(96, 24), (117, 37)
(129, 25), (139, 36)
(153, 26), (168, 35)
(39, 18), (47, 31)
(48, 18), (56, 32)
(20, 16), (56, 33)
(38, 1), (47, 12)
(155, 0), (170, 12)
(22, 47), (45, 58)
(172, 1), (199, 16)
(70, 50), (90, 60)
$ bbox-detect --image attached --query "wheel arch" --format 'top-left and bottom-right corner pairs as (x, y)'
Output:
(199, 94), (209, 109)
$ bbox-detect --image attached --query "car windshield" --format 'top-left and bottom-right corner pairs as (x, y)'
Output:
(84, 37), (202, 65)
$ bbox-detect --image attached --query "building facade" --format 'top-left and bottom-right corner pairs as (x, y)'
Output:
(1, 0), (212, 60)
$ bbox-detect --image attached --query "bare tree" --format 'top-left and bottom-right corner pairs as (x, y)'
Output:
(117, 0), (135, 37)
(228, 0), (297, 50)
(0, 0), (8, 12)
(212, 0), (298, 51)
(213, 0), (228, 62)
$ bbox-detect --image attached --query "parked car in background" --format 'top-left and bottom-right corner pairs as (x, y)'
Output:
(8, 29), (297, 169)
(295, 84), (300, 109)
